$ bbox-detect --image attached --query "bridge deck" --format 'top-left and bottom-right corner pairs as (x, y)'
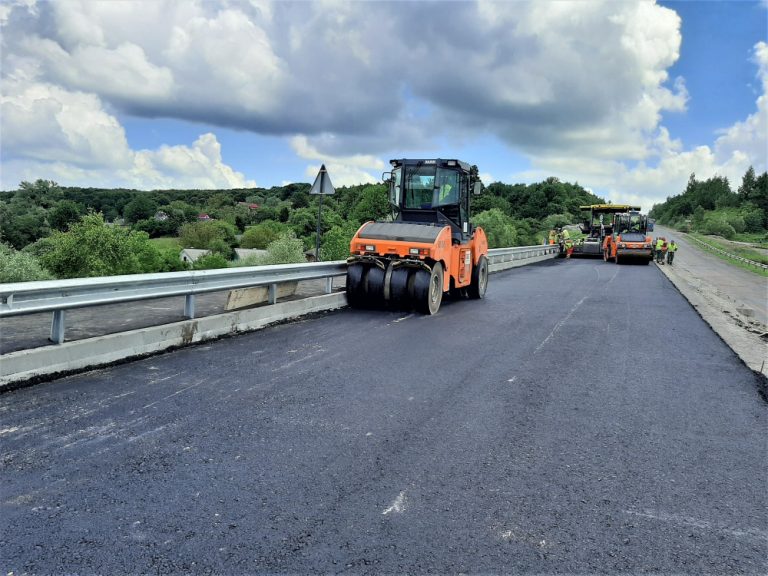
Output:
(1, 259), (765, 573)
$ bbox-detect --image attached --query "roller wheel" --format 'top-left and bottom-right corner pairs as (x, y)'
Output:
(364, 266), (386, 308)
(468, 255), (488, 299)
(644, 258), (651, 265)
(388, 267), (412, 310)
(346, 264), (365, 308)
(412, 263), (443, 315)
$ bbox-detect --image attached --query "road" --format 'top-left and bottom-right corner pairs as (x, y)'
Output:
(1, 258), (766, 574)
(655, 225), (767, 327)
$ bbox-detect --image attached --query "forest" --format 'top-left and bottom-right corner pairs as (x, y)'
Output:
(1, 175), (605, 282)
(649, 166), (768, 239)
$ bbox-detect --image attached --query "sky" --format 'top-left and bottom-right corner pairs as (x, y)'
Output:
(1, 0), (766, 213)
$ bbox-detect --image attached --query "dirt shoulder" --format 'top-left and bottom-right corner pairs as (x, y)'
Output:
(654, 226), (767, 383)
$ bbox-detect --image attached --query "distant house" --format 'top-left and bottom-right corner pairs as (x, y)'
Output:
(304, 248), (318, 263)
(234, 248), (268, 261)
(180, 248), (211, 263)
(197, 213), (212, 221)
(154, 211), (169, 221)
(237, 202), (260, 210)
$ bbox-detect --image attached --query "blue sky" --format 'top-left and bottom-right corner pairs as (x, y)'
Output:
(1, 1), (766, 212)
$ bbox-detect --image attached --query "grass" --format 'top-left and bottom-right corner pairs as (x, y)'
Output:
(732, 231), (768, 249)
(688, 233), (768, 277)
(149, 237), (182, 250)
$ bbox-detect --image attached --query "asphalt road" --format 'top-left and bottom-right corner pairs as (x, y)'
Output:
(1, 258), (766, 574)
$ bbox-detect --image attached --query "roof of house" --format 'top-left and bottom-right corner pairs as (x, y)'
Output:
(179, 248), (211, 262)
(234, 248), (268, 260)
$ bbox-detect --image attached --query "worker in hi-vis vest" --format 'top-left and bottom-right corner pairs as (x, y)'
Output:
(666, 240), (678, 265)
(655, 237), (665, 263)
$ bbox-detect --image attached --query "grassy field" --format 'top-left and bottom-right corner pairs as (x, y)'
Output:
(689, 233), (768, 277)
(149, 237), (181, 250)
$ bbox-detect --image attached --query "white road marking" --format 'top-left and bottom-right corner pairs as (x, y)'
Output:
(382, 491), (407, 515)
(623, 509), (768, 542)
(534, 295), (588, 354)
(0, 426), (20, 436)
(508, 376), (517, 383)
(393, 315), (412, 323)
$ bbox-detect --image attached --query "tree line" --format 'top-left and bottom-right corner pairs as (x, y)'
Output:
(0, 175), (604, 282)
(649, 166), (768, 238)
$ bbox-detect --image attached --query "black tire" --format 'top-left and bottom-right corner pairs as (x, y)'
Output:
(388, 267), (411, 310)
(364, 265), (386, 308)
(412, 263), (443, 315)
(644, 258), (651, 265)
(346, 264), (365, 308)
(468, 255), (488, 299)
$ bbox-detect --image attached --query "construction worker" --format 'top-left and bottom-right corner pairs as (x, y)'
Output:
(655, 237), (665, 263)
(565, 236), (574, 258)
(548, 229), (558, 245)
(667, 240), (678, 265)
(438, 175), (455, 204)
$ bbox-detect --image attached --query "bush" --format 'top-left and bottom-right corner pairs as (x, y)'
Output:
(701, 218), (736, 239)
(743, 209), (765, 233)
(192, 253), (229, 270)
(236, 231), (306, 266)
(240, 220), (284, 249)
(0, 243), (53, 282)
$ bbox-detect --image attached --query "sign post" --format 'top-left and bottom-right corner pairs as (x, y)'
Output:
(309, 164), (335, 261)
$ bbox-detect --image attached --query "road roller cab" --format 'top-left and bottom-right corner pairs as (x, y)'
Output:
(346, 159), (489, 314)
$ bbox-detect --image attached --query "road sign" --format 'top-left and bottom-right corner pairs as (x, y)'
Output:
(309, 164), (336, 195)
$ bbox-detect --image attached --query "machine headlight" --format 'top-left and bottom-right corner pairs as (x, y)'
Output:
(618, 242), (626, 248)
(409, 248), (420, 255)
(365, 245), (376, 252)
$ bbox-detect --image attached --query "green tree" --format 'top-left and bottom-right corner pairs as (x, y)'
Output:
(49, 200), (84, 231)
(0, 243), (53, 282)
(240, 220), (285, 249)
(123, 195), (159, 223)
(321, 222), (359, 261)
(179, 220), (237, 249)
(192, 252), (229, 270)
(472, 209), (517, 248)
(39, 212), (163, 278)
(348, 184), (390, 224)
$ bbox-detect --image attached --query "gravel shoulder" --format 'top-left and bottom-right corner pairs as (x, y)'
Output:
(654, 225), (767, 381)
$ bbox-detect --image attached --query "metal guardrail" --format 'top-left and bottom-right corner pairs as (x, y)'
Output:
(685, 234), (768, 270)
(0, 245), (557, 344)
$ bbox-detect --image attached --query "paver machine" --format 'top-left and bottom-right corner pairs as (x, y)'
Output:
(602, 209), (653, 264)
(570, 204), (640, 257)
(346, 158), (488, 314)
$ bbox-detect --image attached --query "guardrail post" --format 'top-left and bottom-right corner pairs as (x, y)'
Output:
(50, 310), (65, 344)
(268, 283), (277, 304)
(184, 295), (196, 319)
(325, 277), (333, 294)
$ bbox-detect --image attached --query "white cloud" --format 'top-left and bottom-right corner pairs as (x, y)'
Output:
(0, 75), (255, 189)
(0, 0), (764, 204)
(289, 135), (384, 187)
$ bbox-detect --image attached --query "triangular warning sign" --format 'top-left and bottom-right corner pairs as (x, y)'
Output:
(309, 164), (336, 195)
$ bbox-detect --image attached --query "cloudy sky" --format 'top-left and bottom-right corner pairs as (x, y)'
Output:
(1, 0), (766, 211)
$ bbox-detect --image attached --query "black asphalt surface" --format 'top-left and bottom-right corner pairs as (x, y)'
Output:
(1, 258), (766, 574)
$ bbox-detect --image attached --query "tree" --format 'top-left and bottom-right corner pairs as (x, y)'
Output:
(0, 243), (53, 282)
(38, 212), (163, 278)
(178, 220), (237, 249)
(321, 222), (359, 261)
(48, 200), (84, 231)
(472, 209), (517, 248)
(348, 185), (390, 224)
(240, 220), (285, 249)
(738, 166), (757, 200)
(123, 195), (158, 223)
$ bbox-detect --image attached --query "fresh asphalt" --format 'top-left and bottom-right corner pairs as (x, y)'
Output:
(1, 258), (766, 574)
